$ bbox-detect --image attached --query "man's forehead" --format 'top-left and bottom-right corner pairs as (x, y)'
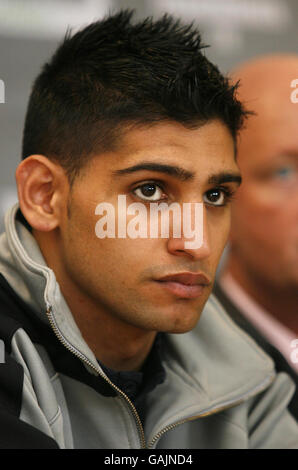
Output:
(237, 107), (298, 168)
(104, 119), (237, 172)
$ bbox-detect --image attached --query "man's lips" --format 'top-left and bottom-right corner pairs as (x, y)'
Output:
(154, 272), (211, 299)
(157, 272), (211, 285)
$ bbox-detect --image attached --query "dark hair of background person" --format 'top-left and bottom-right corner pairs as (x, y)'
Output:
(21, 9), (249, 184)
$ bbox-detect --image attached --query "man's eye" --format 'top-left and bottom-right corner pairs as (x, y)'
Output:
(273, 166), (295, 180)
(203, 188), (233, 206)
(132, 182), (166, 202)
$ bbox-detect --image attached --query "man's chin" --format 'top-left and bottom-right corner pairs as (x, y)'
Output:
(164, 321), (201, 335)
(152, 305), (205, 335)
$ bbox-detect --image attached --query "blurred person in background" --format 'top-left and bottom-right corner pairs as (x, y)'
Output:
(214, 54), (298, 419)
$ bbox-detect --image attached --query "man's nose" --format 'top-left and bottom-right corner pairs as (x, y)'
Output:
(166, 204), (211, 260)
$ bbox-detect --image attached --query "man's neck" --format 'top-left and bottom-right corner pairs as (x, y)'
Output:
(34, 231), (156, 372)
(224, 258), (298, 336)
(60, 276), (157, 371)
(65, 295), (157, 372)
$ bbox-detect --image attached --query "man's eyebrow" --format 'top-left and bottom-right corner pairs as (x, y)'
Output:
(208, 172), (242, 186)
(112, 162), (194, 181)
(112, 162), (242, 186)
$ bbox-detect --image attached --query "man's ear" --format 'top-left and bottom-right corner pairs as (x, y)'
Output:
(15, 155), (69, 232)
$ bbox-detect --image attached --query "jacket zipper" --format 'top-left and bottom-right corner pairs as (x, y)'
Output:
(148, 404), (239, 448)
(46, 305), (275, 450)
(46, 305), (146, 449)
(148, 374), (275, 448)
(147, 401), (247, 448)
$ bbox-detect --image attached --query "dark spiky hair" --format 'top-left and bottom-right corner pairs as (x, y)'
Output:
(22, 9), (248, 181)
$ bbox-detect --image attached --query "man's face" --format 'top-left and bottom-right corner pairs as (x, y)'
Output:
(58, 120), (238, 334)
(230, 97), (298, 289)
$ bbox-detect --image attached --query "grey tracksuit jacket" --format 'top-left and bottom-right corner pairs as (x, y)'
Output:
(0, 204), (297, 449)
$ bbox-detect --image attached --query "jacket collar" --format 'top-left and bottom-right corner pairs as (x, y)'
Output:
(1, 203), (100, 372)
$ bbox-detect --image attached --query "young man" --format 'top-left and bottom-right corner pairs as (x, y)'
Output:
(0, 11), (297, 449)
